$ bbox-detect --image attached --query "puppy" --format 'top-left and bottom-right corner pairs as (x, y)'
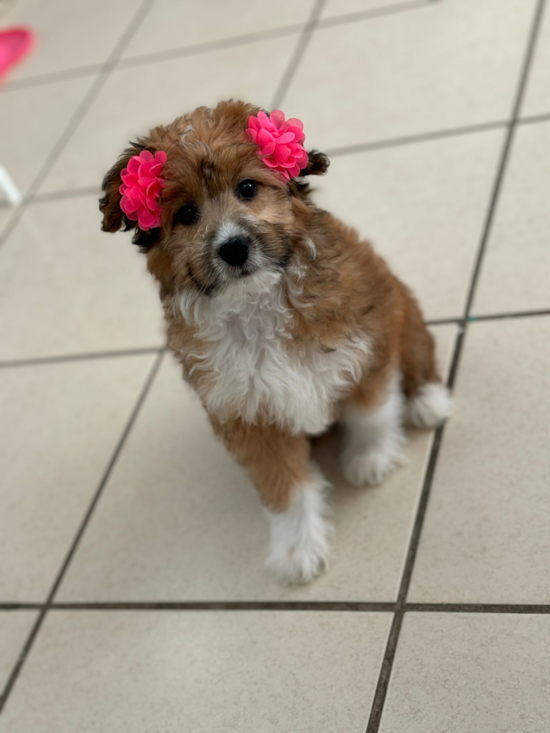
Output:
(99, 99), (451, 585)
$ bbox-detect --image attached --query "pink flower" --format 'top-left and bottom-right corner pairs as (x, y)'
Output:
(246, 110), (309, 181)
(119, 150), (167, 231)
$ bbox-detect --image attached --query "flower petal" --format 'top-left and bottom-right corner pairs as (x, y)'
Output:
(276, 131), (295, 145)
(271, 110), (285, 129)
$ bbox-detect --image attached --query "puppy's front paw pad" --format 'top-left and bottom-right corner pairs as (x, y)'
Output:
(343, 447), (405, 487)
(267, 533), (330, 585)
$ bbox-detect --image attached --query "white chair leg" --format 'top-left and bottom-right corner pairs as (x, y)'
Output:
(0, 165), (22, 206)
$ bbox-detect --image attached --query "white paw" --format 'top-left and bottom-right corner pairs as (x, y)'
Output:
(267, 531), (330, 585)
(342, 445), (405, 487)
(406, 382), (452, 428)
(265, 473), (331, 585)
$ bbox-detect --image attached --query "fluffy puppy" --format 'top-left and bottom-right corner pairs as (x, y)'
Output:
(99, 99), (451, 584)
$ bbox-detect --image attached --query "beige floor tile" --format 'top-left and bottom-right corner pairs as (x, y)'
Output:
(0, 355), (155, 602)
(281, 0), (533, 151)
(380, 613), (550, 733)
(472, 122), (550, 315)
(0, 77), (95, 197)
(2, 0), (142, 82)
(38, 35), (299, 195)
(409, 317), (550, 604)
(321, 0), (410, 21)
(0, 612), (37, 690)
(521, 3), (550, 118)
(0, 196), (164, 361)
(314, 129), (504, 320)
(0, 610), (391, 733)
(122, 0), (314, 60)
(58, 326), (454, 603)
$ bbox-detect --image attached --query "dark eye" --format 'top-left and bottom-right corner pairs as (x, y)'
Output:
(176, 204), (200, 226)
(236, 179), (258, 200)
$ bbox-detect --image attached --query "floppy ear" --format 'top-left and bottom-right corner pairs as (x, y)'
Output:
(99, 142), (161, 248)
(301, 150), (330, 177)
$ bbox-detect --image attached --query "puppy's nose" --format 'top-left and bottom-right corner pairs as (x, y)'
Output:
(218, 236), (249, 267)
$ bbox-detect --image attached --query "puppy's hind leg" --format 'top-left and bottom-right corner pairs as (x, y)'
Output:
(399, 299), (452, 428)
(341, 370), (406, 487)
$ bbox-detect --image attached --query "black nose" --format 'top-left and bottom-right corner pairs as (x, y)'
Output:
(218, 236), (249, 267)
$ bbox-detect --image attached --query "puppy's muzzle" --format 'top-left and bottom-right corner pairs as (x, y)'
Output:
(218, 235), (250, 267)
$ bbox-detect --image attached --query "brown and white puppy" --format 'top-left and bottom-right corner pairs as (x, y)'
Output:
(99, 99), (451, 584)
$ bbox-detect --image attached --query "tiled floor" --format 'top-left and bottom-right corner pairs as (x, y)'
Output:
(1, 0), (549, 730)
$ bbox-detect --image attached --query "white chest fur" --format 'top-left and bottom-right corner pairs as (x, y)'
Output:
(179, 274), (370, 435)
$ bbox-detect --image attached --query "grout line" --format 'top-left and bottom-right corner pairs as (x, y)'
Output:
(116, 22), (306, 71)
(0, 186), (101, 215)
(0, 346), (165, 370)
(325, 120), (510, 158)
(5, 310), (547, 373)
(49, 602), (396, 612)
(425, 317), (461, 327)
(365, 2), (547, 730)
(0, 350), (164, 714)
(518, 110), (550, 126)
(406, 603), (550, 614)
(467, 308), (550, 323)
(27, 186), (102, 205)
(316, 0), (430, 30)
(270, 0), (327, 110)
(5, 600), (550, 614)
(3, 63), (104, 91)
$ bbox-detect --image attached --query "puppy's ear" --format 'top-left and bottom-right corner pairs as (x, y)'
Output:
(99, 143), (141, 232)
(301, 150), (330, 177)
(99, 142), (161, 248)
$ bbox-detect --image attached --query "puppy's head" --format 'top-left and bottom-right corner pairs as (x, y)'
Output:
(99, 100), (328, 298)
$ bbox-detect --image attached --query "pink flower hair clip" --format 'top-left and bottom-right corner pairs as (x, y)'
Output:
(246, 110), (308, 181)
(119, 150), (167, 231)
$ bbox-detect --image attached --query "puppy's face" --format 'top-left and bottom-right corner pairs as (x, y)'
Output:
(100, 100), (328, 299)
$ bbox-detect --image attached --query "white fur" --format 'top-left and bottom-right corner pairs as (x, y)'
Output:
(213, 220), (248, 247)
(341, 373), (406, 486)
(266, 470), (332, 584)
(406, 381), (452, 428)
(179, 273), (371, 435)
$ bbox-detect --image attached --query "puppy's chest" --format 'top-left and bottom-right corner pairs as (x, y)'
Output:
(187, 294), (370, 435)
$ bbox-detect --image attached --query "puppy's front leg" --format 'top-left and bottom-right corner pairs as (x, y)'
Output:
(215, 419), (332, 585)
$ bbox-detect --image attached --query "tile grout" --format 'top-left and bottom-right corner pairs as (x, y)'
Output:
(0, 350), (165, 713)
(325, 119), (511, 158)
(4, 309), (550, 371)
(0, 346), (166, 370)
(365, 1), (548, 730)
(5, 601), (550, 614)
(270, 0), (327, 110)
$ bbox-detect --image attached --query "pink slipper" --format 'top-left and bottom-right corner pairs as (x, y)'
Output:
(0, 27), (35, 82)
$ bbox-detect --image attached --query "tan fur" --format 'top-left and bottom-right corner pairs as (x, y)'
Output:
(99, 100), (442, 513)
(211, 417), (312, 511)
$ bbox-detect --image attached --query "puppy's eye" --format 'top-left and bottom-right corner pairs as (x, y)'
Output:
(236, 179), (258, 201)
(176, 204), (200, 226)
